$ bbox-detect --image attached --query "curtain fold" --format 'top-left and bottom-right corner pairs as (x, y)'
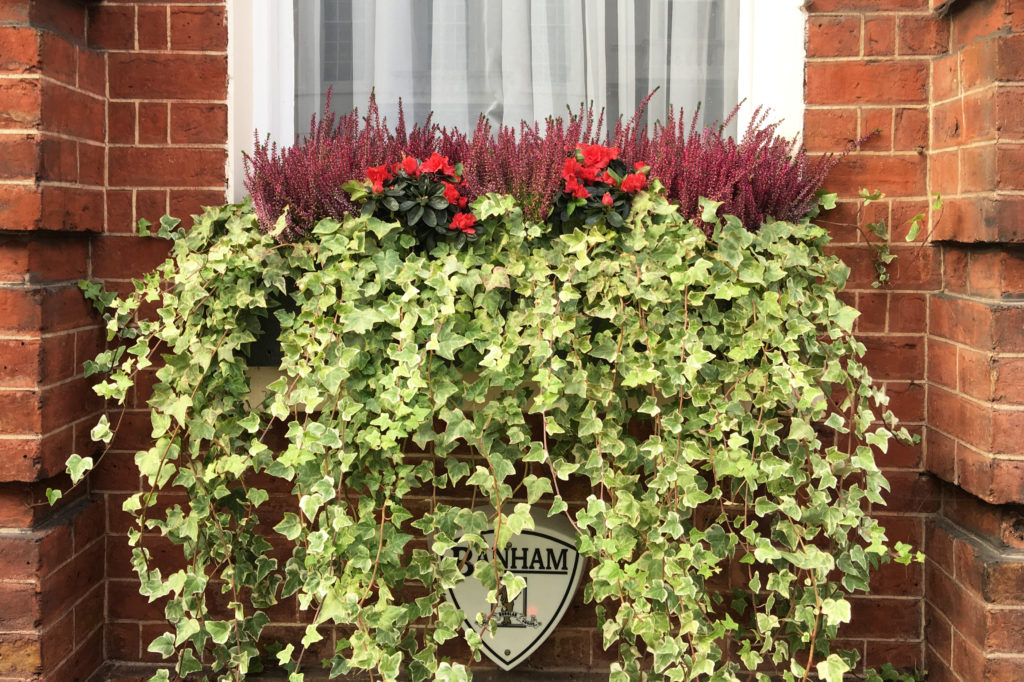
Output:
(294, 0), (738, 135)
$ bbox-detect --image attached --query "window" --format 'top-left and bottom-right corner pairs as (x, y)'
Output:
(227, 0), (805, 199)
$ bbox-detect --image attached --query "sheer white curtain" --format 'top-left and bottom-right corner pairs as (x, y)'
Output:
(294, 0), (740, 135)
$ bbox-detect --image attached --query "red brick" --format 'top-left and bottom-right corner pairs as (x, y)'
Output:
(42, 627), (103, 682)
(108, 100), (135, 144)
(960, 89), (996, 146)
(0, 184), (42, 230)
(929, 337), (958, 391)
(170, 102), (227, 144)
(952, 0), (1012, 50)
(863, 639), (923, 670)
(72, 582), (104, 644)
(937, 196), (1024, 243)
(856, 290), (887, 332)
(105, 189), (133, 233)
(137, 5), (167, 51)
(925, 602), (953, 667)
(0, 283), (94, 334)
(39, 31), (75, 86)
(931, 98), (963, 149)
(881, 470), (939, 512)
(40, 81), (103, 141)
(807, 62), (928, 105)
(0, 78), (41, 129)
(91, 235), (171, 280)
(807, 15), (861, 58)
(0, 583), (41, 633)
(893, 107), (928, 151)
(823, 153), (927, 196)
(886, 243), (941, 289)
(926, 426), (957, 484)
(39, 135), (77, 184)
(170, 5), (227, 51)
(930, 148), (959, 196)
(39, 610), (74, 668)
(40, 185), (103, 232)
(958, 346), (993, 401)
(928, 384), (990, 448)
(962, 142), (995, 192)
(28, 0), (86, 43)
(959, 446), (1024, 504)
(137, 102), (167, 144)
(136, 188), (167, 226)
(108, 147), (225, 188)
(986, 608), (1024, 653)
(0, 133), (39, 180)
(952, 629), (986, 680)
(40, 377), (96, 434)
(860, 108), (892, 152)
(864, 16), (896, 56)
(78, 141), (104, 186)
(108, 53), (226, 100)
(104, 621), (139, 661)
(898, 14), (949, 56)
(862, 335), (925, 380)
(169, 189), (226, 221)
(993, 357), (1024, 405)
(933, 53), (960, 101)
(77, 47), (104, 95)
(995, 87), (1024, 138)
(844, 596), (921, 639)
(0, 0), (30, 23)
(0, 26), (40, 74)
(86, 3), (134, 51)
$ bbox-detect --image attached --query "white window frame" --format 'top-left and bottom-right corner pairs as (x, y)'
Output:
(226, 0), (806, 202)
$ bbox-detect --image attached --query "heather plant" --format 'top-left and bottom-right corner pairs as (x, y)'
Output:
(613, 101), (843, 232)
(243, 94), (468, 242)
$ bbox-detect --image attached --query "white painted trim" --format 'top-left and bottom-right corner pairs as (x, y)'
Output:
(737, 0), (806, 141)
(227, 0), (295, 202)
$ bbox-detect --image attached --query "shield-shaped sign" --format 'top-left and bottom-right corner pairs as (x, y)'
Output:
(442, 507), (584, 671)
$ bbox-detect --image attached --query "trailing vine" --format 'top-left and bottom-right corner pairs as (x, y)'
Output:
(57, 187), (915, 681)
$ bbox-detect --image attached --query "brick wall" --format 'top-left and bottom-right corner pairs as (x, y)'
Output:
(920, 1), (1024, 680)
(805, 0), (947, 672)
(808, 0), (1024, 680)
(0, 0), (227, 680)
(1, 0), (1023, 679)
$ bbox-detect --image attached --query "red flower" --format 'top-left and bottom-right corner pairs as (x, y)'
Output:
(600, 172), (615, 184)
(450, 212), (476, 234)
(578, 144), (619, 170)
(401, 156), (420, 177)
(458, 196), (468, 208)
(443, 181), (461, 205)
(366, 164), (391, 194)
(421, 152), (456, 176)
(601, 192), (614, 207)
(634, 161), (649, 172)
(562, 157), (584, 182)
(620, 173), (647, 193)
(564, 176), (589, 199)
(579, 165), (598, 182)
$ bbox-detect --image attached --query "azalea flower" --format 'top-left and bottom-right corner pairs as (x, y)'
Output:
(443, 181), (461, 205)
(578, 143), (619, 170)
(366, 164), (391, 194)
(621, 173), (647, 193)
(601, 192), (614, 207)
(450, 212), (476, 234)
(401, 156), (420, 177)
(421, 152), (455, 176)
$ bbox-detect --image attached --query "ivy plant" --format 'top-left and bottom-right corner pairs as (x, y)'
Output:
(59, 190), (914, 682)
